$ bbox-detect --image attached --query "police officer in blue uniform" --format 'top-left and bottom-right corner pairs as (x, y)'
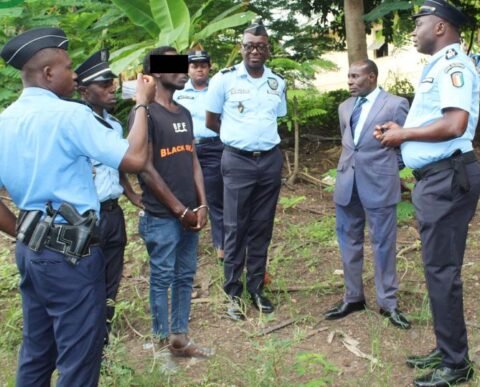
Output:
(174, 50), (225, 260)
(206, 21), (287, 320)
(0, 27), (154, 386)
(375, 1), (479, 385)
(76, 50), (144, 341)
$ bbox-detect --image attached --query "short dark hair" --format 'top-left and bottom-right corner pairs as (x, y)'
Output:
(143, 46), (176, 74)
(361, 59), (378, 77)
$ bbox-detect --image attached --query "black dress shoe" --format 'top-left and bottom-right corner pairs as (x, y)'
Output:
(226, 297), (245, 321)
(406, 349), (443, 369)
(250, 293), (274, 314)
(414, 365), (474, 386)
(324, 300), (366, 320)
(379, 308), (411, 329)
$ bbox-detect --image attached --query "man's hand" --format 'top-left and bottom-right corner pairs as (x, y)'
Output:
(135, 74), (155, 105)
(190, 206), (208, 231)
(179, 208), (198, 229)
(127, 192), (143, 209)
(373, 121), (405, 147)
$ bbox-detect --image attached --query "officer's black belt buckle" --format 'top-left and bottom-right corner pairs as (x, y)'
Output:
(100, 198), (119, 211)
(224, 144), (277, 158)
(412, 150), (477, 192)
(194, 136), (220, 145)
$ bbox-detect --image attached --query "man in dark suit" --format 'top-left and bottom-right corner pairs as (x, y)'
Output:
(324, 59), (411, 329)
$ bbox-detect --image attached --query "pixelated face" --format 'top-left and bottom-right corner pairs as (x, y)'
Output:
(412, 15), (440, 55)
(82, 79), (117, 112)
(188, 62), (210, 86)
(347, 63), (376, 97)
(48, 49), (76, 97)
(241, 33), (270, 71)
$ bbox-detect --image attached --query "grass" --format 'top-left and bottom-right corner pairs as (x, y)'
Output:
(0, 187), (477, 386)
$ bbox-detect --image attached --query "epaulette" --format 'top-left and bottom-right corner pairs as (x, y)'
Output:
(108, 114), (122, 125)
(92, 111), (114, 130)
(220, 66), (236, 74)
(61, 97), (88, 106)
(271, 70), (284, 80)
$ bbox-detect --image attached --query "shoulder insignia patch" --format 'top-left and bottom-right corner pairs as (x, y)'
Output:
(451, 71), (464, 88)
(267, 77), (279, 90)
(220, 66), (236, 74)
(444, 62), (465, 73)
(445, 48), (458, 60)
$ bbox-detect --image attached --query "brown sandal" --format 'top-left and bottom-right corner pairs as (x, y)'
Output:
(168, 339), (214, 358)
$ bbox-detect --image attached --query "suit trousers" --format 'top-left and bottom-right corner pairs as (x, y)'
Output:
(196, 139), (224, 250)
(412, 162), (480, 367)
(222, 147), (282, 297)
(16, 243), (106, 387)
(99, 204), (127, 330)
(335, 181), (399, 310)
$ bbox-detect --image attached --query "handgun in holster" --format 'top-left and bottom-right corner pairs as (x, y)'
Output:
(58, 203), (97, 258)
(451, 149), (471, 192)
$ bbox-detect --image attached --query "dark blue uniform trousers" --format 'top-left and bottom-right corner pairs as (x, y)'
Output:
(15, 242), (106, 387)
(196, 139), (224, 250)
(222, 147), (282, 297)
(99, 205), (127, 330)
(413, 162), (480, 367)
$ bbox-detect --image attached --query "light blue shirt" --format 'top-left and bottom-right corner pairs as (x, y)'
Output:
(0, 87), (128, 215)
(174, 79), (217, 139)
(206, 61), (287, 151)
(401, 43), (479, 169)
(91, 110), (125, 202)
(353, 86), (381, 145)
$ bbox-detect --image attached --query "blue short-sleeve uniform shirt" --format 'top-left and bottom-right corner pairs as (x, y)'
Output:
(0, 87), (129, 214)
(174, 79), (217, 139)
(91, 110), (125, 203)
(401, 43), (480, 169)
(206, 61), (287, 151)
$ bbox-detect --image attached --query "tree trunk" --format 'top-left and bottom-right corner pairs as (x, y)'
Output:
(344, 0), (368, 65)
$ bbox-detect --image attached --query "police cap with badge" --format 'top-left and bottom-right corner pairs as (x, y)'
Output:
(413, 0), (469, 28)
(187, 50), (210, 64)
(0, 27), (68, 69)
(75, 49), (117, 85)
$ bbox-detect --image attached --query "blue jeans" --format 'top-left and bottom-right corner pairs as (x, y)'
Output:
(139, 212), (198, 339)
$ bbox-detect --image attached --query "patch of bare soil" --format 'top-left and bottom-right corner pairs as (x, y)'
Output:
(113, 142), (480, 386)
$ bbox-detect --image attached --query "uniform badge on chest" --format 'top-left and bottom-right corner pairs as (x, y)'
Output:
(267, 77), (278, 90)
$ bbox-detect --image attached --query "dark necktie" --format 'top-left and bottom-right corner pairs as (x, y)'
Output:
(350, 97), (368, 138)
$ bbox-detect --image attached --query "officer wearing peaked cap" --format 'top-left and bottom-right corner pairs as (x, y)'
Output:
(205, 20), (287, 320)
(174, 49), (225, 260)
(76, 49), (144, 344)
(374, 1), (479, 385)
(0, 27), (155, 386)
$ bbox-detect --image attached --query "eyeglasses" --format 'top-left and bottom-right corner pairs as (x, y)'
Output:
(242, 43), (269, 53)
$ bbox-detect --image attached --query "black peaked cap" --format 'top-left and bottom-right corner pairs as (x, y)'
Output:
(413, 0), (469, 28)
(1, 27), (68, 70)
(75, 49), (117, 84)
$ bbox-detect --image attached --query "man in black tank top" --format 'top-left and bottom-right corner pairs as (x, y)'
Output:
(129, 47), (212, 358)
